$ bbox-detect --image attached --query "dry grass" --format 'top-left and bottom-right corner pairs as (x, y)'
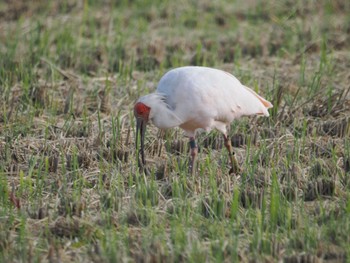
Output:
(1, 0), (350, 262)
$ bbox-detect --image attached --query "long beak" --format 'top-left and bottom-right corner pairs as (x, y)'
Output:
(136, 118), (147, 168)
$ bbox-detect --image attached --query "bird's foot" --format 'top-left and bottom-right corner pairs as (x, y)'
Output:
(229, 165), (242, 175)
(189, 139), (198, 176)
(188, 163), (196, 176)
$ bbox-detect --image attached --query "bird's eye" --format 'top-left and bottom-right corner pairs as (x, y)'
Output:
(138, 109), (146, 116)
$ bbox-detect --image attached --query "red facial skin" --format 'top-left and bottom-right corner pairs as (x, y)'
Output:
(134, 102), (150, 121)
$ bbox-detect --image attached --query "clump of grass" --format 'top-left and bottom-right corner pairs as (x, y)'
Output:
(1, 0), (350, 262)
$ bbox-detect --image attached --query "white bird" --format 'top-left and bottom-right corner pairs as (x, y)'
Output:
(134, 66), (273, 174)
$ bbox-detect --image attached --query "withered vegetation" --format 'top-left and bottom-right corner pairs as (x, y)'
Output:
(0, 0), (350, 262)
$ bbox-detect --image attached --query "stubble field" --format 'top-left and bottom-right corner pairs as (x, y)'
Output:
(1, 0), (350, 262)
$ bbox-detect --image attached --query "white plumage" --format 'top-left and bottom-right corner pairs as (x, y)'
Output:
(134, 66), (272, 174)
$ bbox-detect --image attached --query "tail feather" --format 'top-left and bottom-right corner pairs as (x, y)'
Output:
(242, 85), (273, 117)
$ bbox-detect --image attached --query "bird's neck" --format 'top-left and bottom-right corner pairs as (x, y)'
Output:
(152, 106), (182, 129)
(144, 93), (183, 129)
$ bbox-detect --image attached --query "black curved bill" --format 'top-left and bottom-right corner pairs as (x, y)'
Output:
(135, 118), (146, 167)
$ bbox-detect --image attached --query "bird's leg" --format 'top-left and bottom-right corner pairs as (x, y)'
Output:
(223, 135), (241, 174)
(189, 137), (198, 175)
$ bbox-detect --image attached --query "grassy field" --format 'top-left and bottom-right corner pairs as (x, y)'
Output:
(1, 0), (350, 262)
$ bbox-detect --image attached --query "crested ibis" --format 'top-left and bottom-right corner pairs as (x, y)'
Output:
(134, 66), (272, 174)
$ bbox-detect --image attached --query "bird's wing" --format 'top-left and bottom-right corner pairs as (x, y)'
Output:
(187, 68), (272, 119)
(222, 69), (272, 113)
(156, 66), (272, 126)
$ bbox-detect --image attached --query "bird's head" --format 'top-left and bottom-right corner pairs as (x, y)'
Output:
(134, 93), (182, 170)
(134, 101), (151, 122)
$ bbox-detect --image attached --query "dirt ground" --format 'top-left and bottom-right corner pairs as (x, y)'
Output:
(1, 0), (350, 262)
